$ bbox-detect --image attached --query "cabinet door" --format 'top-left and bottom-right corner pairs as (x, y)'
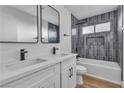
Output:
(68, 62), (76, 88)
(61, 57), (76, 88)
(61, 65), (71, 88)
(30, 63), (60, 88)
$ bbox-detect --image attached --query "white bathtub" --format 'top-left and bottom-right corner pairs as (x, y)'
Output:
(77, 58), (121, 84)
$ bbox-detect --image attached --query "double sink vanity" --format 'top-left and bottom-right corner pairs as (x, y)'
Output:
(0, 5), (77, 88)
(0, 53), (77, 88)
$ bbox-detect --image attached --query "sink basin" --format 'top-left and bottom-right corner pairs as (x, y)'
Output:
(59, 53), (70, 56)
(5, 58), (47, 70)
(60, 54), (69, 56)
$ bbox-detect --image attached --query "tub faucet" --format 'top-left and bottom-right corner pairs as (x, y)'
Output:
(20, 49), (28, 61)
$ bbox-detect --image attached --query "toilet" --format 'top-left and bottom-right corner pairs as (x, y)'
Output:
(76, 65), (87, 85)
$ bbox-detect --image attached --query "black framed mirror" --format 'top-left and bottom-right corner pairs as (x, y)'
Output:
(41, 5), (60, 43)
(0, 5), (38, 43)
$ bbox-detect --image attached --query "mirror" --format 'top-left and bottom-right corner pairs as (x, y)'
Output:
(41, 5), (60, 43)
(0, 5), (38, 43)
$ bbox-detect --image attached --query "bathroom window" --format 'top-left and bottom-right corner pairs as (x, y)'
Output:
(95, 22), (110, 33)
(82, 25), (94, 35)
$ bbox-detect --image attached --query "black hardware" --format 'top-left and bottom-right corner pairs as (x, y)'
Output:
(20, 49), (28, 61)
(69, 67), (73, 78)
(71, 67), (73, 77)
(69, 68), (72, 78)
(64, 34), (70, 36)
(53, 47), (59, 55)
(75, 48), (78, 53)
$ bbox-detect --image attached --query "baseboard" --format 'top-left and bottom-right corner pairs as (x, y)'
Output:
(86, 73), (121, 85)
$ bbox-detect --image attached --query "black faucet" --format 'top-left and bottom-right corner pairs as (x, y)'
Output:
(53, 47), (59, 55)
(20, 49), (28, 61)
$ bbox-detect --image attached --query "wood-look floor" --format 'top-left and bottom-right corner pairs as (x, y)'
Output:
(76, 75), (121, 88)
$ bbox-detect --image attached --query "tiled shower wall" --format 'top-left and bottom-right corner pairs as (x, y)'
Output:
(117, 6), (123, 67)
(117, 6), (123, 81)
(71, 10), (119, 62)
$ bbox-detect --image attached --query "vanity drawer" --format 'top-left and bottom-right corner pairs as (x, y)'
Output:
(1, 64), (60, 88)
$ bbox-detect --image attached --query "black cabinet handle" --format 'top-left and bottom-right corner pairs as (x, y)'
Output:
(69, 68), (71, 78)
(69, 67), (73, 78)
(71, 67), (73, 77)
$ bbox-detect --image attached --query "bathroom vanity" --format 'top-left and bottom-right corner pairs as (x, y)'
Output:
(0, 54), (77, 88)
(0, 5), (76, 88)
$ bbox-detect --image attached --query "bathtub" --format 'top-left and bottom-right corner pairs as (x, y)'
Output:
(77, 58), (121, 84)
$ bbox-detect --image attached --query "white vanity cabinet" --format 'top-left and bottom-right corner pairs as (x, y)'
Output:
(0, 55), (77, 88)
(61, 56), (76, 88)
(0, 63), (60, 88)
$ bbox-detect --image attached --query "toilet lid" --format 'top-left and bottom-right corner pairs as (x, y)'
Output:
(77, 65), (87, 71)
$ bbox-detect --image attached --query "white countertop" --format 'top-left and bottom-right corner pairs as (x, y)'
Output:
(0, 53), (77, 86)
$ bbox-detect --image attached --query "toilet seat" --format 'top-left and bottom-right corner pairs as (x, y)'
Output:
(77, 65), (87, 75)
(77, 65), (87, 71)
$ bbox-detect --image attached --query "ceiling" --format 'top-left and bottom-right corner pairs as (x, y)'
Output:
(64, 5), (118, 20)
(10, 5), (37, 16)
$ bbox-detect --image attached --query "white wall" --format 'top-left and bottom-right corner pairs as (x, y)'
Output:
(0, 5), (71, 64)
(53, 6), (71, 53)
